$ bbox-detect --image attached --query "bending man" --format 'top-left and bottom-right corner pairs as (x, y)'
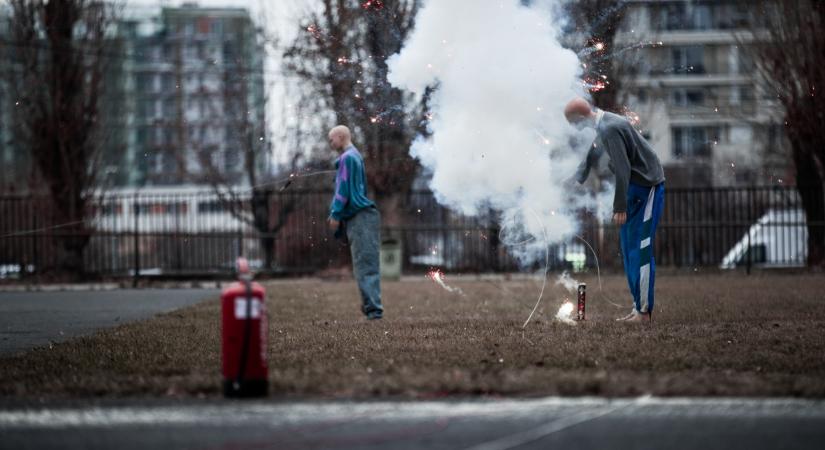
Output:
(565, 98), (665, 322)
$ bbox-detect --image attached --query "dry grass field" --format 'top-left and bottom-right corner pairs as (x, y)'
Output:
(2, 273), (825, 400)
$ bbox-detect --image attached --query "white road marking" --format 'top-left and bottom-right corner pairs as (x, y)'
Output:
(0, 397), (824, 429)
(463, 398), (635, 450)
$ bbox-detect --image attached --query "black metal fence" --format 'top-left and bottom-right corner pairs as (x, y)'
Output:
(0, 186), (820, 280)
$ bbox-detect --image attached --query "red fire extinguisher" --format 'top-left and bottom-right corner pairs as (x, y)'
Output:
(221, 257), (268, 397)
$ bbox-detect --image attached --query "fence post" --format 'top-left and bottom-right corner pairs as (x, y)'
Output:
(175, 197), (182, 273)
(236, 191), (244, 259)
(31, 199), (38, 278)
(746, 187), (753, 275)
(132, 193), (140, 288)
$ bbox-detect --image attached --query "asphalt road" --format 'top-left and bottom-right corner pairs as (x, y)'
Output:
(0, 288), (219, 356)
(0, 397), (823, 450)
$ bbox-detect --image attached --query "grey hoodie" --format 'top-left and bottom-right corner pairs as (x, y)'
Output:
(575, 111), (665, 213)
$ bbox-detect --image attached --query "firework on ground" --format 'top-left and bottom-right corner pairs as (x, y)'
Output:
(426, 269), (465, 296)
(555, 300), (576, 325)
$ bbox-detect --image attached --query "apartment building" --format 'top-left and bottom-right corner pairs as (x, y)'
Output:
(120, 3), (268, 186)
(0, 3), (268, 190)
(619, 0), (789, 186)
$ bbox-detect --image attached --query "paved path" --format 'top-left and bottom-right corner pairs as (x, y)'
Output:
(1, 397), (824, 450)
(0, 289), (219, 356)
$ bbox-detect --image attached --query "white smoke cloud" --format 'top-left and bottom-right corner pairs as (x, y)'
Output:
(555, 270), (579, 294)
(388, 0), (592, 263)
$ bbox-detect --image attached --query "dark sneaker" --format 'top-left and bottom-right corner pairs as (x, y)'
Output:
(366, 312), (383, 320)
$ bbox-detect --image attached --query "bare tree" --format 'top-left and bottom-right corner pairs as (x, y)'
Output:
(282, 0), (425, 227)
(564, 0), (630, 112)
(740, 0), (825, 266)
(172, 18), (306, 272)
(2, 0), (115, 277)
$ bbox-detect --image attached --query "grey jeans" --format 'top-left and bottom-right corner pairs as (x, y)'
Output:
(345, 207), (383, 317)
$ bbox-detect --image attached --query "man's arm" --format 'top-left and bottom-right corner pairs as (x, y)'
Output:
(602, 127), (631, 214)
(575, 143), (603, 184)
(329, 155), (352, 221)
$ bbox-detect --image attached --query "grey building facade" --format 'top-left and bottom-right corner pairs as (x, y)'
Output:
(0, 3), (268, 190)
(618, 0), (789, 187)
(119, 4), (268, 187)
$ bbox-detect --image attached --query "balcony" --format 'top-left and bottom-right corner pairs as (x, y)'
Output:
(669, 100), (757, 117)
(629, 74), (752, 88)
(616, 30), (750, 47)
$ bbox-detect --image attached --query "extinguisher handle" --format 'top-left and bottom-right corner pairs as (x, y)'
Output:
(236, 257), (252, 281)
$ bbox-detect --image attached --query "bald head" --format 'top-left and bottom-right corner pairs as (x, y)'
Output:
(564, 97), (596, 126)
(328, 125), (352, 151)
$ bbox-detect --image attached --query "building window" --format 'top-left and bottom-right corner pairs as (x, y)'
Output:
(210, 20), (223, 36)
(163, 98), (176, 117)
(658, 4), (685, 30)
(719, 3), (750, 29)
(672, 88), (705, 107)
(161, 73), (175, 91)
(134, 202), (187, 215)
(672, 46), (705, 74)
(767, 123), (785, 154)
(151, 46), (162, 62)
(729, 85), (755, 106)
(161, 152), (177, 174)
(738, 51), (754, 74)
(136, 127), (148, 146)
(163, 128), (176, 146)
(654, 3), (716, 31)
(691, 5), (711, 30)
(188, 126), (200, 142)
(152, 127), (163, 146)
(730, 86), (741, 105)
(204, 125), (219, 144)
(672, 126), (718, 159)
(225, 148), (241, 172)
(184, 44), (197, 61)
(136, 73), (156, 93)
(138, 99), (156, 119)
(197, 17), (211, 35)
(740, 86), (754, 103)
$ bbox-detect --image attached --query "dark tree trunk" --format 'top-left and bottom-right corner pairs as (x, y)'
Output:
(4, 0), (111, 279)
(251, 188), (273, 269)
(791, 140), (825, 267)
(742, 0), (825, 268)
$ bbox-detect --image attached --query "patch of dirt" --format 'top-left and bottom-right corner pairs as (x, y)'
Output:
(2, 273), (824, 400)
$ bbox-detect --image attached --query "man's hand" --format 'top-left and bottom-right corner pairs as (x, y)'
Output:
(613, 212), (627, 225)
(327, 217), (340, 231)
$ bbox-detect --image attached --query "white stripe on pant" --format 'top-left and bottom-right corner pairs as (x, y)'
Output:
(639, 186), (656, 313)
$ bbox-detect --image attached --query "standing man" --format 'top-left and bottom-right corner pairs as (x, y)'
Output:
(327, 125), (384, 320)
(565, 98), (665, 322)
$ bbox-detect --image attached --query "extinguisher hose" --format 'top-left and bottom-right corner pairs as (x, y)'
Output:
(236, 278), (253, 388)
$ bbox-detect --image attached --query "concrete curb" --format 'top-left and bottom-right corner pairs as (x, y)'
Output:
(0, 281), (225, 292)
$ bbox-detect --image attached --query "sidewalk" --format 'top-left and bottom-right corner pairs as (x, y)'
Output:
(0, 281), (226, 293)
(0, 288), (219, 356)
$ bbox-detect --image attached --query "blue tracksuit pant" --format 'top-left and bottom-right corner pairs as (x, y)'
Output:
(620, 182), (665, 314)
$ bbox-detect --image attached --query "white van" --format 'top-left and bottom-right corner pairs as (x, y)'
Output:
(719, 208), (807, 269)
